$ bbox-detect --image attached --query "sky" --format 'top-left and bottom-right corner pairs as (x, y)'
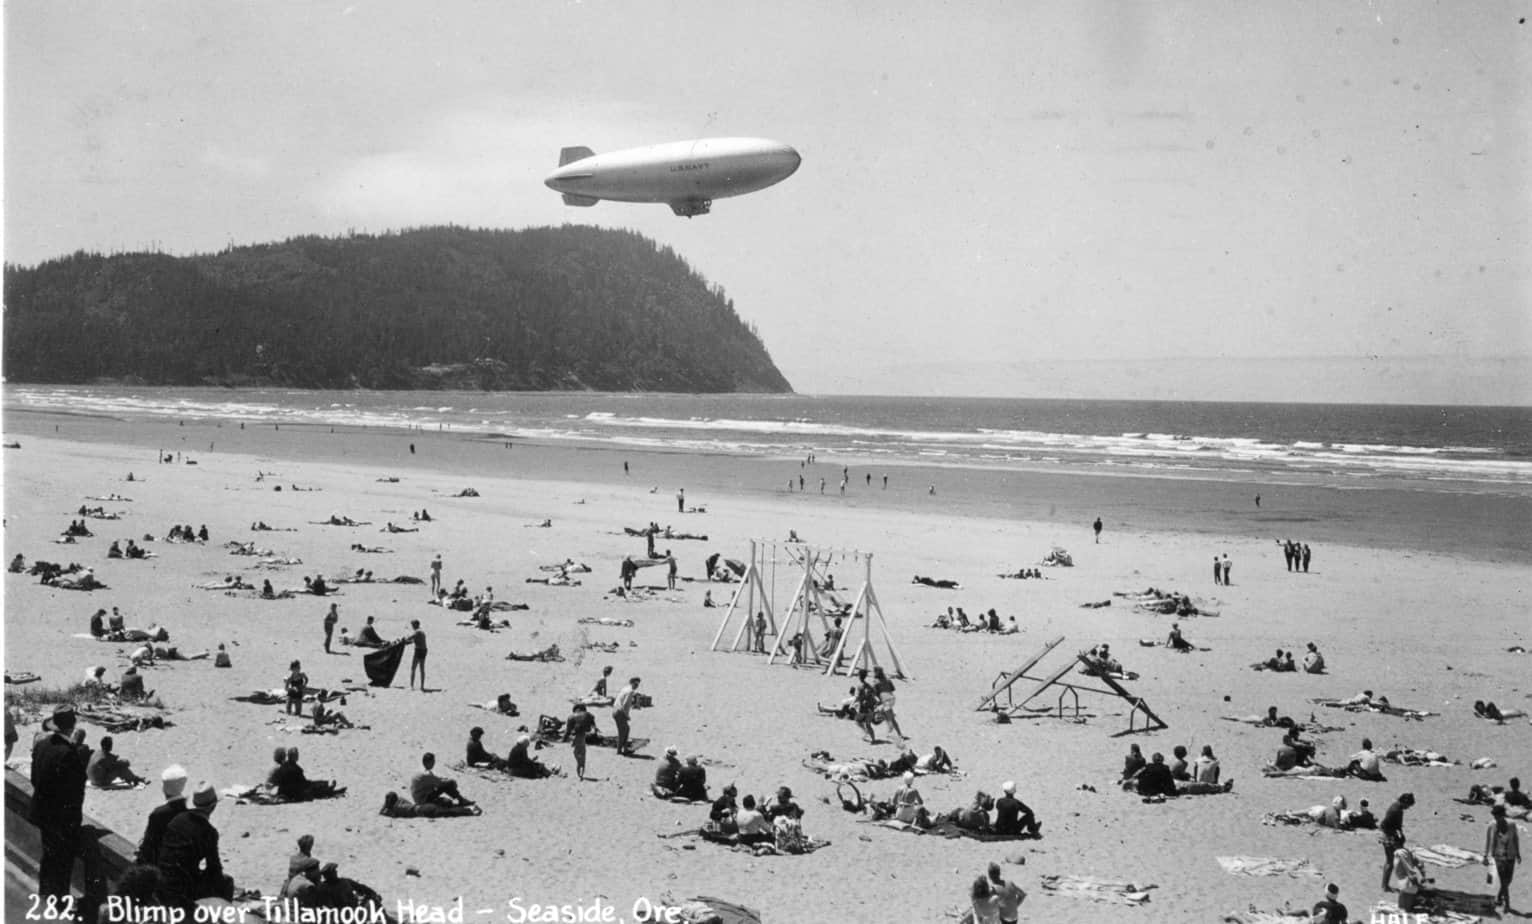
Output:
(3, 1), (1529, 404)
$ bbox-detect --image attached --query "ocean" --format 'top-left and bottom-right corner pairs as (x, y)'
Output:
(5, 386), (1528, 496)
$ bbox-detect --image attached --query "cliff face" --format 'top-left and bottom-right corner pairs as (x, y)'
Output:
(2, 226), (793, 393)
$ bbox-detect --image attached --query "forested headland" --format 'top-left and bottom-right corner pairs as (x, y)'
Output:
(3, 226), (793, 393)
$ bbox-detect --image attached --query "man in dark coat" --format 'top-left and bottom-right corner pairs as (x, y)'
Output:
(134, 764), (189, 865)
(157, 782), (233, 908)
(30, 705), (89, 902)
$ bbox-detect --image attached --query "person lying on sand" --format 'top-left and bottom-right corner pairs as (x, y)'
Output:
(936, 791), (994, 832)
(577, 617), (634, 628)
(350, 543), (388, 554)
(380, 791), (479, 818)
(911, 575), (959, 589)
(302, 575), (332, 596)
(1474, 700), (1528, 722)
(383, 522), (418, 533)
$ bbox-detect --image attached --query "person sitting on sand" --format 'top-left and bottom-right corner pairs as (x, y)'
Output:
(1303, 642), (1326, 674)
(1311, 883), (1348, 924)
(465, 727), (508, 771)
(1391, 846), (1436, 913)
(933, 609), (952, 629)
(1274, 730), (1314, 771)
(917, 745), (953, 774)
(108, 541), (124, 559)
(1167, 623), (1194, 651)
(1254, 648), (1284, 671)
(1346, 738), (1385, 781)
(84, 665), (112, 690)
(1506, 777), (1530, 809)
(260, 579), (276, 599)
(1261, 705), (1297, 729)
(764, 786), (804, 822)
(505, 734), (556, 779)
(1131, 752), (1179, 798)
(409, 753), (475, 809)
(1169, 745), (1191, 781)
(8, 554), (24, 573)
(993, 780), (1041, 836)
(1193, 745), (1221, 784)
(676, 756), (708, 802)
(734, 795), (773, 845)
(119, 666), (147, 700)
(710, 785), (738, 831)
(947, 791), (994, 832)
(1121, 744), (1147, 782)
(310, 700), (353, 729)
(87, 736), (147, 788)
(126, 540), (147, 560)
(652, 747), (682, 797)
(354, 617), (385, 648)
(273, 747), (344, 802)
(891, 771), (926, 825)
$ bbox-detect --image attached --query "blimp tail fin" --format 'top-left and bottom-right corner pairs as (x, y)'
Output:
(562, 194), (599, 207)
(558, 146), (595, 167)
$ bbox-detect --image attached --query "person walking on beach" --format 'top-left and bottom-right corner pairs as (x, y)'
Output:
(1213, 556), (1222, 585)
(1302, 543), (1312, 573)
(565, 704), (596, 781)
(1093, 517), (1103, 543)
(429, 554), (443, 596)
(1485, 803), (1521, 912)
(323, 603), (338, 653)
(1381, 792), (1414, 891)
(677, 488), (685, 513)
(408, 620), (428, 690)
(1221, 553), (1232, 586)
(820, 478), (826, 494)
(1283, 540), (1294, 572)
(1255, 493), (1261, 508)
(613, 677), (640, 756)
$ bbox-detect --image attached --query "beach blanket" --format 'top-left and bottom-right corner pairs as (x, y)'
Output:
(651, 898), (759, 924)
(1215, 856), (1322, 879)
(1260, 764), (1351, 780)
(1219, 911), (1311, 924)
(1037, 874), (1154, 905)
(222, 784), (348, 805)
(4, 672), (41, 685)
(578, 617), (634, 628)
(864, 818), (1035, 842)
(571, 695), (614, 708)
(364, 641), (407, 687)
(1413, 844), (1484, 868)
(1368, 897), (1489, 921)
(694, 828), (829, 856)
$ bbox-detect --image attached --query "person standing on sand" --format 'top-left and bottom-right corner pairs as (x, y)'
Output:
(820, 478), (826, 494)
(1221, 554), (1232, 586)
(1381, 792), (1414, 891)
(677, 488), (685, 513)
(30, 705), (88, 904)
(1302, 543), (1312, 573)
(1213, 556), (1222, 585)
(623, 461), (629, 476)
(323, 603), (338, 653)
(565, 704), (596, 781)
(666, 552), (677, 590)
(1484, 803), (1521, 912)
(613, 677), (640, 756)
(1093, 517), (1103, 543)
(753, 611), (767, 653)
(987, 861), (1027, 924)
(429, 555), (443, 596)
(408, 620), (427, 690)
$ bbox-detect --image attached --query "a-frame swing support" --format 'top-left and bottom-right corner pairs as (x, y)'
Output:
(977, 636), (1167, 736)
(711, 541), (911, 680)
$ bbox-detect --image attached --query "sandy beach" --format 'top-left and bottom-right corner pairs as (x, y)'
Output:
(3, 413), (1529, 923)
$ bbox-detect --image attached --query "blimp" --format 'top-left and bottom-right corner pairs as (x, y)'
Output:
(544, 137), (801, 217)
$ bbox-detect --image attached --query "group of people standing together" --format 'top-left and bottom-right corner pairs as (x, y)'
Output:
(1280, 539), (1313, 572)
